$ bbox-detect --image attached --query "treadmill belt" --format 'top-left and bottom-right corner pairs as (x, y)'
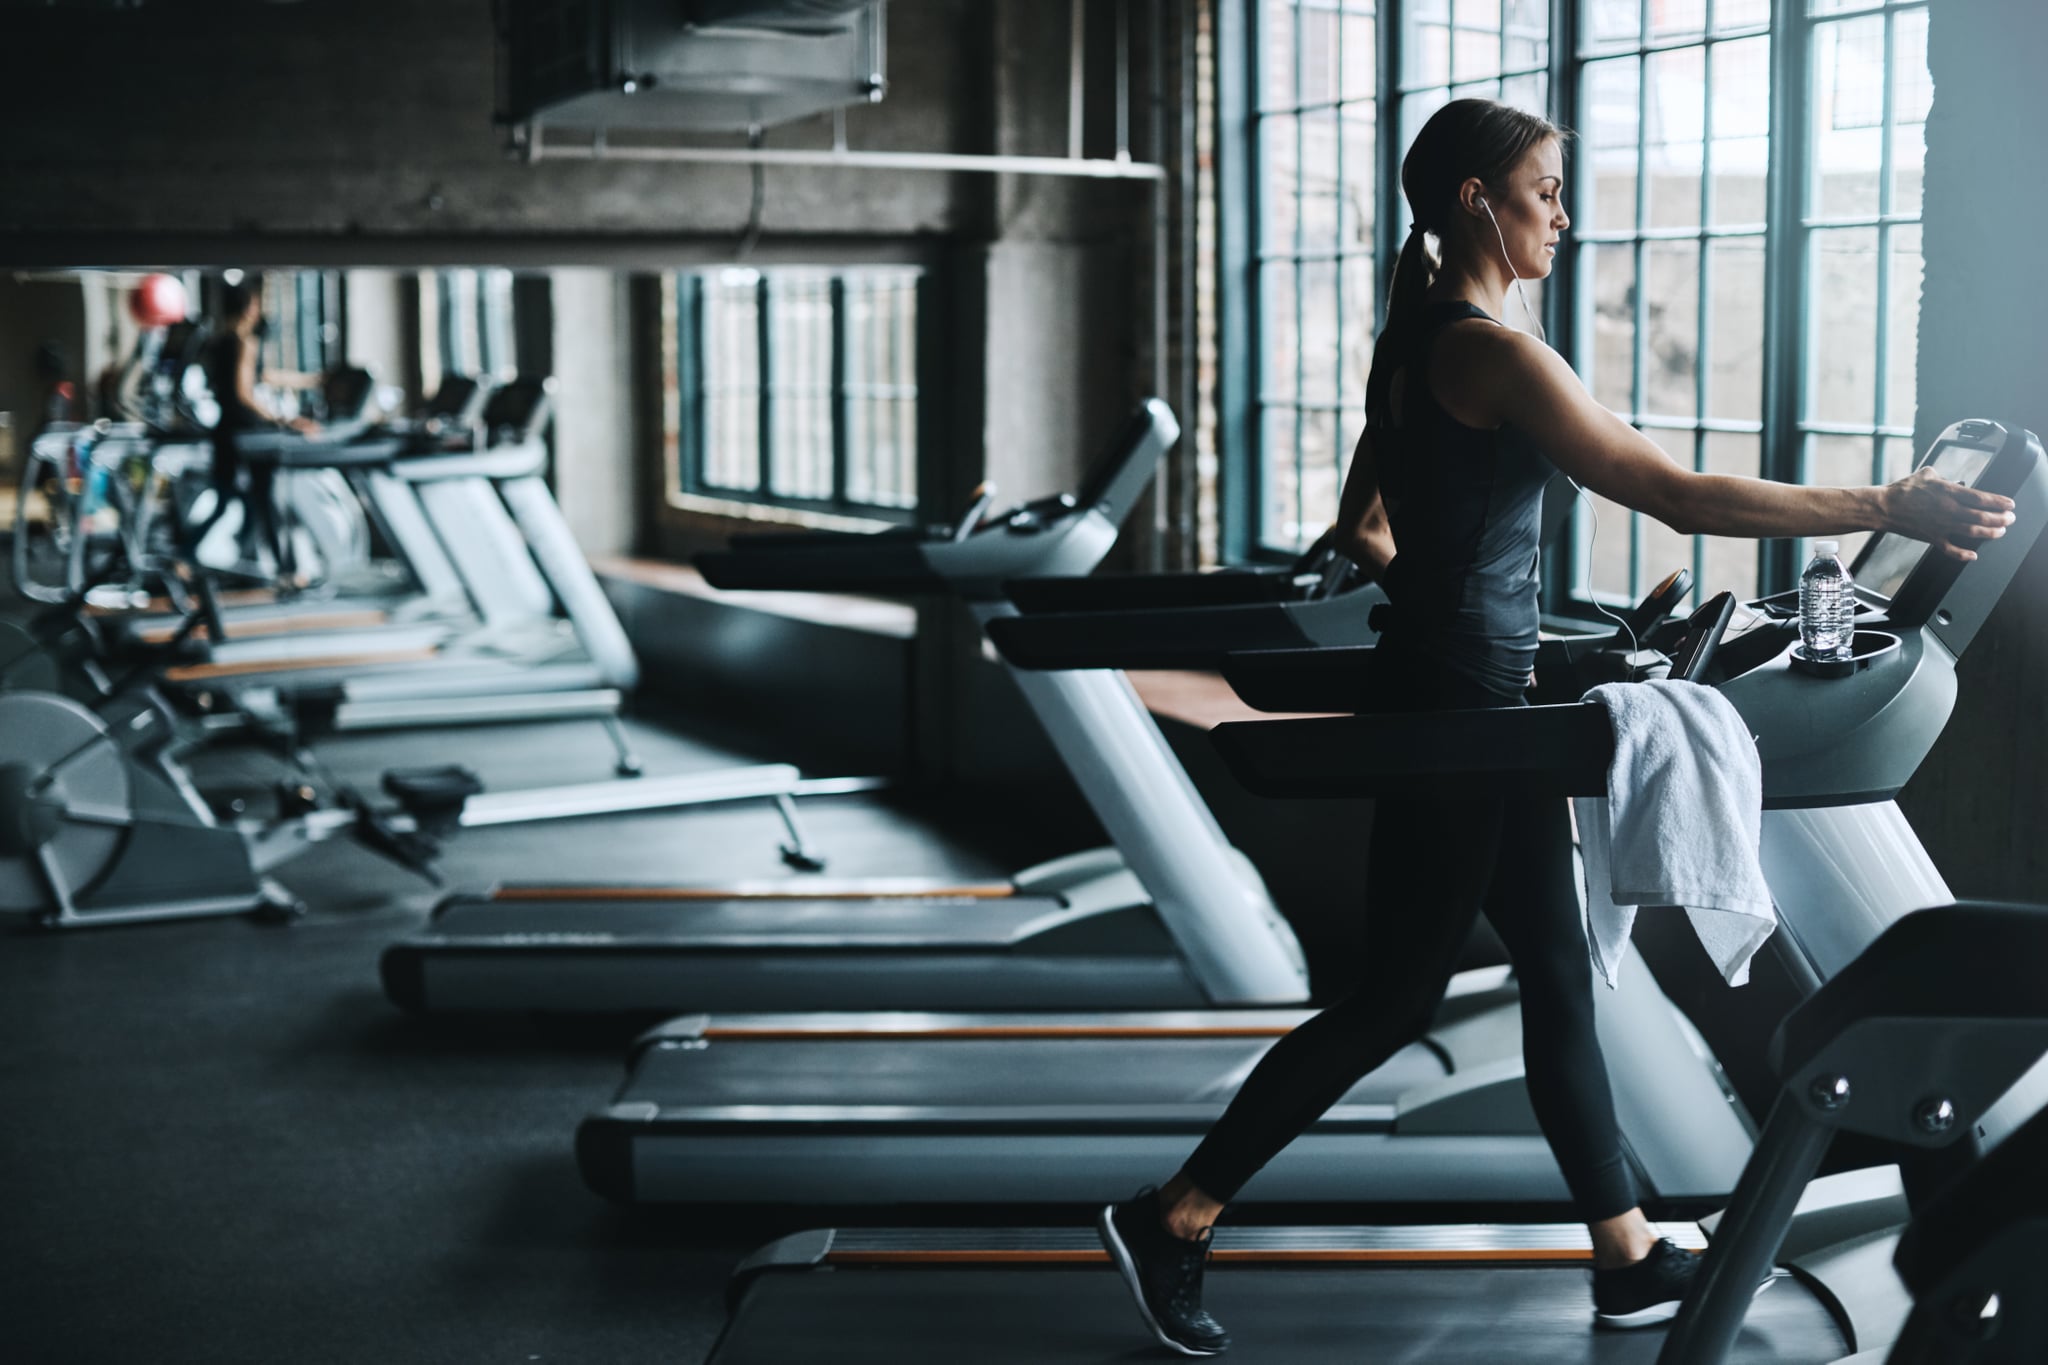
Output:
(711, 1265), (1847, 1364)
(425, 894), (1079, 947)
(628, 1034), (1447, 1109)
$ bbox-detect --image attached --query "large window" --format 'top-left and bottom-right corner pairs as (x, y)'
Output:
(1236, 0), (1933, 605)
(257, 270), (344, 376)
(664, 267), (921, 520)
(432, 268), (519, 382)
(1798, 0), (1928, 567)
(1571, 0), (1774, 604)
(1252, 0), (1379, 551)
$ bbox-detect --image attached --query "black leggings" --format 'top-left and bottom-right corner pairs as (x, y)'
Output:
(1179, 646), (1640, 1223)
(188, 430), (286, 573)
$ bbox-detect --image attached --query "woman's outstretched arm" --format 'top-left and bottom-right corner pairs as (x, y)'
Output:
(1461, 328), (2015, 561)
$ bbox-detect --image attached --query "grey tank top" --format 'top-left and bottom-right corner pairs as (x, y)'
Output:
(1367, 300), (1556, 697)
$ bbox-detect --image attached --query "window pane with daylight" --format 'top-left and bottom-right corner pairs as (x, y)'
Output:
(1580, 242), (1638, 415)
(1262, 405), (1304, 548)
(1582, 0), (1638, 54)
(1709, 36), (1770, 225)
(1341, 8), (1377, 101)
(1297, 406), (1342, 541)
(1706, 237), (1766, 423)
(766, 276), (835, 501)
(702, 274), (762, 493)
(1806, 227), (1880, 425)
(1404, 0), (1451, 88)
(1298, 258), (1342, 406)
(1259, 261), (1300, 403)
(1812, 15), (1885, 220)
(1260, 0), (1297, 108)
(1714, 0), (1770, 33)
(1651, 0), (1707, 43)
(844, 273), (919, 510)
(1890, 7), (1930, 217)
(1644, 45), (1705, 230)
(1643, 241), (1701, 419)
(1579, 56), (1640, 237)
(1884, 223), (1922, 432)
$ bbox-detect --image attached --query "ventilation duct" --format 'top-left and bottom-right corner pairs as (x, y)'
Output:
(684, 0), (870, 31)
(499, 0), (885, 133)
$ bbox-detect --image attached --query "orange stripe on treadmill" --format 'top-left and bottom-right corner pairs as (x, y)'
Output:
(824, 1248), (1601, 1266)
(88, 588), (279, 616)
(489, 885), (1017, 903)
(701, 1025), (1294, 1041)
(163, 647), (438, 682)
(135, 609), (389, 644)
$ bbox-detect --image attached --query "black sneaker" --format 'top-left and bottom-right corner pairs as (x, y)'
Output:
(1592, 1237), (1777, 1328)
(1098, 1188), (1231, 1356)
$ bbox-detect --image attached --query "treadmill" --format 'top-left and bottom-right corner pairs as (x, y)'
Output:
(693, 904), (2048, 1365)
(570, 418), (2043, 1214)
(689, 418), (2048, 1365)
(380, 400), (1321, 1016)
(97, 370), (484, 643)
(159, 380), (641, 739)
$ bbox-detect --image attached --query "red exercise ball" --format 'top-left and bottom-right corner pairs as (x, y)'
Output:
(129, 273), (189, 328)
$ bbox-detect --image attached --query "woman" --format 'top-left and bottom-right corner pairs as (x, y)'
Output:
(190, 279), (319, 577)
(1097, 98), (2014, 1357)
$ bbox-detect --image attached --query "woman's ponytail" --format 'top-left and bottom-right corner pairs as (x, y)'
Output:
(1381, 225), (1438, 338)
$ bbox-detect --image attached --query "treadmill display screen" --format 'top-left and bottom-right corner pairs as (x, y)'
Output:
(1850, 438), (1996, 601)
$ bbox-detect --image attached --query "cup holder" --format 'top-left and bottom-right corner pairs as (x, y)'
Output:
(1789, 629), (1902, 679)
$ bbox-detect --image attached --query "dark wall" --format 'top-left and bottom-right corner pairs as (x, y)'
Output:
(0, 279), (88, 468)
(1897, 0), (2048, 903)
(0, 0), (974, 243)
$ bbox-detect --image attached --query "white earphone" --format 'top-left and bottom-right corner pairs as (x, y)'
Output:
(1477, 194), (1545, 344)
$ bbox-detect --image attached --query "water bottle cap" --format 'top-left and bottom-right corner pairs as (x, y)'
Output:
(1814, 540), (1840, 555)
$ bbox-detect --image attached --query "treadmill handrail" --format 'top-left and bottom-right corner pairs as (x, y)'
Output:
(1211, 703), (1615, 801)
(1003, 567), (1301, 615)
(986, 598), (1334, 672)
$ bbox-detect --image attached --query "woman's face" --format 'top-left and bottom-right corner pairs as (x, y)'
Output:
(1485, 137), (1570, 281)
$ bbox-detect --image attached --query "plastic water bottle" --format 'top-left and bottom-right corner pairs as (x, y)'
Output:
(1799, 541), (1856, 662)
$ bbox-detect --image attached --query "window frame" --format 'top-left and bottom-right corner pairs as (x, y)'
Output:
(663, 265), (929, 529)
(1225, 0), (1933, 610)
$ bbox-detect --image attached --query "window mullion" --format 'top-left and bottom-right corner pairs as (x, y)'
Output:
(1758, 0), (1810, 594)
(831, 277), (851, 510)
(756, 277), (773, 498)
(1292, 2), (1306, 548)
(1375, 0), (1399, 317)
(1869, 4), (1899, 482)
(1628, 0), (1650, 598)
(1695, 28), (1714, 597)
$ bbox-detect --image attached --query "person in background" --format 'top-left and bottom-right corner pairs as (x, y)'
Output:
(189, 278), (320, 578)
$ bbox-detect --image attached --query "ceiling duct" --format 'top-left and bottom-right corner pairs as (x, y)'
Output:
(684, 0), (871, 31)
(499, 0), (885, 134)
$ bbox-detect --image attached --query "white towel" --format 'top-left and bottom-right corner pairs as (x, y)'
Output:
(1573, 680), (1777, 989)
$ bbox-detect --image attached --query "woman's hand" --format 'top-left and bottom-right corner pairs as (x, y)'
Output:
(1879, 467), (2016, 562)
(288, 416), (322, 436)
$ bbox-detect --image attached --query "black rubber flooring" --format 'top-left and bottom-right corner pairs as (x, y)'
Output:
(713, 1266), (1848, 1365)
(0, 711), (1073, 1365)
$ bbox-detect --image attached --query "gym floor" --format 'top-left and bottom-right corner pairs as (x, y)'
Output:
(0, 711), (1083, 1364)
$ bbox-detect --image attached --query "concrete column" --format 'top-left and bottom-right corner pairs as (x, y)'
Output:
(546, 268), (636, 557)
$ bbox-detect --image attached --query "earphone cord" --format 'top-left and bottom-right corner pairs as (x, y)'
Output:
(1481, 199), (1546, 345)
(1565, 477), (1641, 660)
